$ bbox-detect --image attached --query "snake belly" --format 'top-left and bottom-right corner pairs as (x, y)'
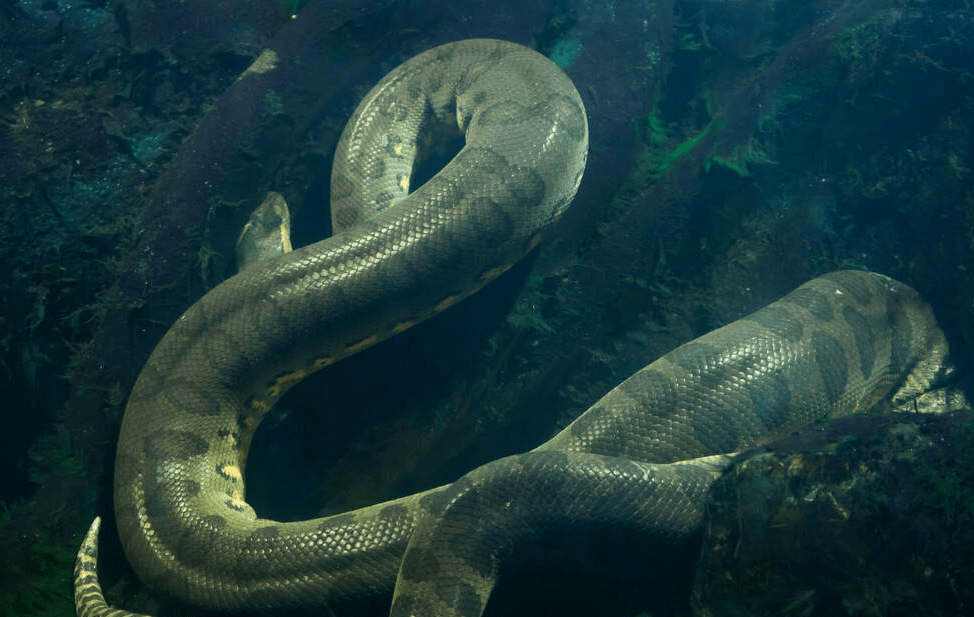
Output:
(74, 39), (588, 615)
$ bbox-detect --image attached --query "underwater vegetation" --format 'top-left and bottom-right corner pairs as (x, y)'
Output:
(0, 502), (77, 617)
(696, 411), (974, 616)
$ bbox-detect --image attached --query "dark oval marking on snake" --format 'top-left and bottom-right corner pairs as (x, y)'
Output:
(745, 305), (804, 341)
(782, 285), (834, 321)
(842, 303), (877, 379)
(143, 429), (209, 462)
(811, 331), (848, 404)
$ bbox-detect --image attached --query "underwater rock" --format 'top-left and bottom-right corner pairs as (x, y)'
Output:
(693, 409), (974, 617)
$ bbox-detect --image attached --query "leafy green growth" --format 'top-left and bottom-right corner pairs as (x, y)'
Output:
(632, 111), (713, 178)
(4, 528), (77, 617)
(919, 421), (974, 536)
(507, 275), (557, 334)
(27, 431), (84, 486)
(676, 32), (703, 52)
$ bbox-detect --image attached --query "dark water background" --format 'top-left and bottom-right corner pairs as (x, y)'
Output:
(1, 0), (972, 615)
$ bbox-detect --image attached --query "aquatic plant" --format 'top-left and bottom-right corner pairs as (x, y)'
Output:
(507, 275), (559, 334)
(0, 503), (76, 617)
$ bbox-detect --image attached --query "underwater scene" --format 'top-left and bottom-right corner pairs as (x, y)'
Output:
(1, 0), (973, 615)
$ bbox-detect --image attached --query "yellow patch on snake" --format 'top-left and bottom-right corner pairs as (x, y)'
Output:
(219, 464), (243, 483)
(267, 367), (312, 398)
(237, 219), (255, 242)
(280, 223), (293, 252)
(525, 231), (544, 251)
(228, 490), (249, 510)
(248, 398), (272, 413)
(434, 295), (462, 312)
(478, 262), (514, 283)
(264, 356), (336, 399)
(345, 335), (381, 355)
(312, 355), (335, 369)
(392, 320), (417, 335)
(473, 237), (541, 284)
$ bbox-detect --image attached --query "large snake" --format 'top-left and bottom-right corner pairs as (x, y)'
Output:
(73, 39), (953, 617)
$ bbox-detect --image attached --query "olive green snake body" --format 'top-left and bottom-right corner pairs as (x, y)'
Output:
(73, 39), (954, 617)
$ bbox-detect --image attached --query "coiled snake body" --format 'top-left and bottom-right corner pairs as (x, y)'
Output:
(74, 39), (952, 617)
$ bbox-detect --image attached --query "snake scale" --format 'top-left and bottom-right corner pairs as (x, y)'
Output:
(73, 39), (954, 617)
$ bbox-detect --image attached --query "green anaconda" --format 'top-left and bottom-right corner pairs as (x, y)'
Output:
(73, 39), (954, 617)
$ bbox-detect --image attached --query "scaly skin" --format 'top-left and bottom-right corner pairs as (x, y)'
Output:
(74, 39), (952, 617)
